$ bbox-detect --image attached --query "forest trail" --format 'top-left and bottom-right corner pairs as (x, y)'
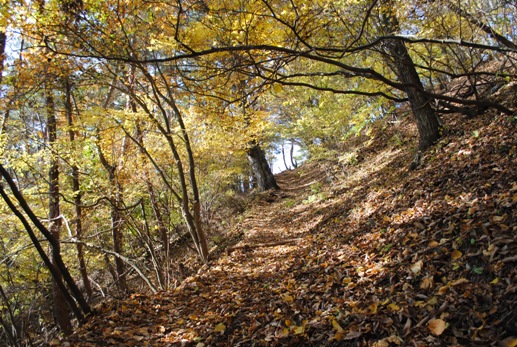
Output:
(64, 108), (516, 347)
(65, 163), (347, 346)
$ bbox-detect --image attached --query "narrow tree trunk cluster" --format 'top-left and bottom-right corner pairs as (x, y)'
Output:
(46, 85), (73, 334)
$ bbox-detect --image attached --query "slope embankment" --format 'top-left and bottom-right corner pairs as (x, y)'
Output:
(64, 106), (516, 346)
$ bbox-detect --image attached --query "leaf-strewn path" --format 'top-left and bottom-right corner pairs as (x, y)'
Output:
(64, 109), (516, 347)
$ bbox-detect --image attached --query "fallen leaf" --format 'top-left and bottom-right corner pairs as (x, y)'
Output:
(374, 340), (389, 347)
(420, 277), (433, 289)
(386, 335), (403, 344)
(403, 318), (412, 336)
(438, 285), (449, 295)
(427, 318), (447, 335)
(369, 302), (378, 314)
(214, 323), (226, 334)
(331, 319), (344, 333)
(500, 336), (517, 347)
(410, 260), (423, 274)
(414, 301), (426, 307)
(293, 325), (304, 335)
(429, 240), (439, 248)
(492, 215), (506, 222)
(283, 294), (294, 303)
(451, 249), (463, 260)
(374, 335), (402, 347)
(343, 331), (363, 340)
(451, 278), (469, 286)
(388, 303), (400, 311)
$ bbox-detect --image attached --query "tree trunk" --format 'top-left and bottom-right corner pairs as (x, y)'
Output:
(96, 69), (128, 294)
(97, 144), (128, 293)
(0, 31), (5, 84)
(46, 86), (73, 335)
(150, 66), (210, 263)
(0, 31), (8, 134)
(64, 79), (93, 301)
(281, 142), (290, 171)
(0, 167), (90, 321)
(136, 123), (168, 289)
(445, 2), (517, 49)
(380, 1), (441, 151)
(110, 169), (128, 293)
(247, 143), (279, 191)
(289, 139), (298, 169)
(161, 91), (210, 263)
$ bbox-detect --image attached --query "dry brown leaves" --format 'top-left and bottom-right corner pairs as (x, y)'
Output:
(63, 107), (516, 346)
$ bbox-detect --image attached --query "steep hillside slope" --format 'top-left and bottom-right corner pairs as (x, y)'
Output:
(63, 101), (516, 346)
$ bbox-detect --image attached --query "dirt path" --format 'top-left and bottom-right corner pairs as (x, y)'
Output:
(64, 111), (517, 347)
(65, 165), (337, 346)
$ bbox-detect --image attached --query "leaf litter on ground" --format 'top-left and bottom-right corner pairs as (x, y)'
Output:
(63, 100), (516, 346)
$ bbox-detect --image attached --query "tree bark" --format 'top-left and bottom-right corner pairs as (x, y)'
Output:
(98, 154), (128, 293)
(380, 1), (442, 151)
(97, 70), (128, 294)
(289, 139), (298, 169)
(0, 173), (89, 322)
(64, 79), (93, 300)
(46, 86), (73, 335)
(0, 31), (8, 134)
(169, 97), (209, 263)
(247, 143), (279, 191)
(0, 31), (5, 84)
(281, 142), (290, 171)
(0, 31), (89, 323)
(136, 122), (169, 289)
(135, 64), (210, 263)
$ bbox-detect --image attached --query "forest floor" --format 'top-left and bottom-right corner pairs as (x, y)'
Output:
(64, 94), (516, 346)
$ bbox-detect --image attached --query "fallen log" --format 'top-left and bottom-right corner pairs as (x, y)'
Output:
(226, 238), (302, 254)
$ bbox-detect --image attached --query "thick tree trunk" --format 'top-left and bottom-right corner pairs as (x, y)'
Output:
(392, 52), (441, 150)
(247, 143), (279, 191)
(46, 87), (73, 335)
(381, 1), (441, 151)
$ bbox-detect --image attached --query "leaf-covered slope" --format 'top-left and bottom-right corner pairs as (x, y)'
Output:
(63, 106), (516, 346)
